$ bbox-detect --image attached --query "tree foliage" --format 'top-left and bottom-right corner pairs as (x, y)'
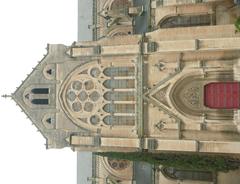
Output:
(235, 17), (240, 32)
(95, 152), (240, 172)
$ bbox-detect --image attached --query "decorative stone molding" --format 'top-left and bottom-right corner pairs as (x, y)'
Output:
(101, 156), (134, 181)
(182, 86), (200, 106)
(154, 60), (166, 71)
(152, 84), (171, 108)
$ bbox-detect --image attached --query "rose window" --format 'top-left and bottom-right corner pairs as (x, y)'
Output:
(60, 64), (136, 129)
(65, 77), (102, 116)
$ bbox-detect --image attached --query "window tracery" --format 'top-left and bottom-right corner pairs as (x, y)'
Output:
(59, 63), (136, 129)
(107, 158), (130, 171)
(42, 114), (55, 129)
(160, 14), (211, 29)
(43, 64), (55, 80)
(65, 78), (101, 113)
(24, 87), (50, 106)
(104, 91), (135, 101)
(161, 167), (214, 182)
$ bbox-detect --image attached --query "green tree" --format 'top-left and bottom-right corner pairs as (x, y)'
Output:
(235, 17), (240, 32)
(95, 152), (240, 172)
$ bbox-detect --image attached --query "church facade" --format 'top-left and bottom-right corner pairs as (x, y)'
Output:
(11, 0), (240, 183)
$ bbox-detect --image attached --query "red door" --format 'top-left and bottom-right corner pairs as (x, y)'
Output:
(204, 82), (240, 109)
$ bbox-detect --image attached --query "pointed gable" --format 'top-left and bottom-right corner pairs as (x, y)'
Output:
(12, 44), (72, 149)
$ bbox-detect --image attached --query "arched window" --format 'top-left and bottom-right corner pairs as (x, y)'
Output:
(103, 116), (135, 126)
(31, 88), (49, 94)
(103, 67), (135, 77)
(103, 104), (135, 113)
(162, 167), (214, 182)
(31, 99), (49, 105)
(103, 79), (135, 89)
(160, 14), (211, 29)
(104, 91), (135, 101)
(24, 87), (51, 107)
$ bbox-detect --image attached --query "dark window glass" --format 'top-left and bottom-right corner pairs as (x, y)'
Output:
(46, 118), (52, 124)
(31, 88), (49, 94)
(103, 79), (135, 89)
(103, 67), (135, 77)
(103, 116), (135, 126)
(162, 167), (214, 182)
(46, 69), (52, 75)
(160, 15), (211, 29)
(31, 99), (49, 105)
(103, 104), (135, 113)
(104, 91), (135, 101)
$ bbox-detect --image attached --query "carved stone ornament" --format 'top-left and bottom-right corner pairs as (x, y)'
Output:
(107, 158), (130, 171)
(154, 61), (166, 71)
(183, 86), (200, 106)
(152, 84), (171, 107)
(155, 120), (166, 131)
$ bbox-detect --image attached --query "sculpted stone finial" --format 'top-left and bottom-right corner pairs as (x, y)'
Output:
(1, 94), (12, 99)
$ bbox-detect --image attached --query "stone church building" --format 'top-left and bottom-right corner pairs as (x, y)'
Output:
(10, 0), (240, 183)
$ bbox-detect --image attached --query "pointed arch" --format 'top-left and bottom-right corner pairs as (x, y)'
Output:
(161, 167), (214, 182)
(103, 67), (135, 77)
(31, 88), (49, 94)
(31, 99), (49, 105)
(170, 73), (234, 119)
(103, 79), (135, 89)
(159, 14), (211, 29)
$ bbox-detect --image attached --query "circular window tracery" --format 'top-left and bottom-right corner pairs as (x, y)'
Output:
(63, 71), (103, 121)
(72, 81), (82, 90)
(67, 91), (77, 101)
(84, 102), (94, 112)
(72, 102), (82, 112)
(90, 115), (100, 125)
(90, 91), (100, 102)
(78, 91), (88, 102)
(43, 64), (55, 80)
(66, 80), (100, 114)
(107, 158), (130, 171)
(60, 63), (135, 129)
(90, 67), (101, 78)
(85, 80), (94, 90)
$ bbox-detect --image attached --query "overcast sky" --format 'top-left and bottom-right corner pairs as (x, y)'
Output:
(0, 1), (77, 184)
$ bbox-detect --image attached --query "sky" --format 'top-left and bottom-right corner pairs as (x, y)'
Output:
(0, 1), (77, 184)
